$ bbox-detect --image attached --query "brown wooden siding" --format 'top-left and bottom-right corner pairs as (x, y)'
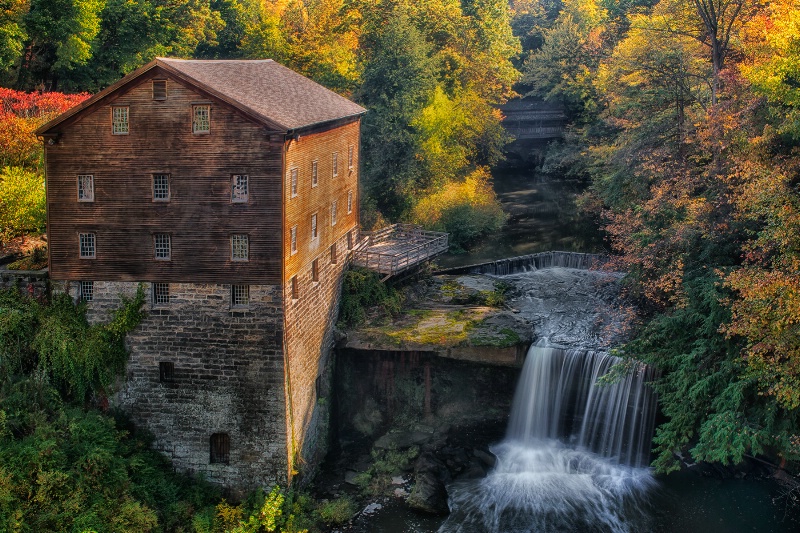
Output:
(283, 121), (360, 284)
(45, 76), (282, 284)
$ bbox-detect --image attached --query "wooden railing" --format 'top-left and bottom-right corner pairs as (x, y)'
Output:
(353, 224), (449, 277)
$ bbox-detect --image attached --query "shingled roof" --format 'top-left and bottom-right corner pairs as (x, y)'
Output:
(37, 58), (366, 134)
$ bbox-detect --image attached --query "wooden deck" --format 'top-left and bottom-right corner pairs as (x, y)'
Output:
(353, 224), (449, 279)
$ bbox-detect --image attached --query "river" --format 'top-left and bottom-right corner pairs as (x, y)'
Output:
(436, 167), (605, 268)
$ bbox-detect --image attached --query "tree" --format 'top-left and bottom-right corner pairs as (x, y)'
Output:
(0, 0), (28, 81)
(0, 166), (45, 241)
(17, 0), (105, 89)
(521, 0), (609, 120)
(357, 7), (437, 220)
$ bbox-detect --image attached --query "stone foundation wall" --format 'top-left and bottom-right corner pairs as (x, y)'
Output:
(283, 231), (352, 483)
(0, 268), (49, 300)
(57, 280), (288, 492)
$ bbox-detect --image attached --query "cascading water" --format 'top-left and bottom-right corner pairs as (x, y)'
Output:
(439, 267), (659, 533)
(507, 343), (657, 468)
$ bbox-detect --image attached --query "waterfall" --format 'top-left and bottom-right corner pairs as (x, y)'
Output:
(507, 343), (657, 468)
(439, 267), (659, 533)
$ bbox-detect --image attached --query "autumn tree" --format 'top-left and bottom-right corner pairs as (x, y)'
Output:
(521, 0), (610, 120)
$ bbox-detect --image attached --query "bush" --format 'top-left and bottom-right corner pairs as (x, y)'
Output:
(0, 377), (222, 532)
(317, 496), (356, 526)
(338, 268), (403, 327)
(410, 167), (506, 252)
(0, 166), (46, 241)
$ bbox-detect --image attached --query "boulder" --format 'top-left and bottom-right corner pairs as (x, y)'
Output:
(407, 452), (451, 514)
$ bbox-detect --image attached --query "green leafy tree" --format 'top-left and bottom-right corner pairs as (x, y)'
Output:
(357, 7), (437, 219)
(17, 0), (105, 88)
(0, 0), (28, 80)
(0, 166), (45, 241)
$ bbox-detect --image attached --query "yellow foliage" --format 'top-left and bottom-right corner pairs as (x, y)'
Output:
(410, 167), (506, 250)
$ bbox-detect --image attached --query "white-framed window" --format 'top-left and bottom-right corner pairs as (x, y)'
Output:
(78, 281), (94, 302)
(231, 234), (249, 261)
(331, 200), (338, 226)
(154, 233), (171, 260)
(153, 174), (170, 201)
(312, 160), (318, 187)
(290, 167), (298, 198)
(290, 225), (298, 255)
(77, 174), (94, 202)
(231, 284), (249, 307)
(111, 106), (129, 135)
(311, 258), (319, 282)
(79, 233), (95, 258)
(152, 282), (169, 305)
(311, 213), (318, 240)
(193, 105), (210, 133)
(152, 80), (167, 100)
(348, 145), (354, 170)
(290, 275), (298, 299)
(232, 174), (248, 203)
(347, 190), (353, 214)
(332, 152), (338, 177)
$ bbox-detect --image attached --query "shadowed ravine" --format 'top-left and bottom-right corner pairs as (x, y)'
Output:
(440, 265), (659, 533)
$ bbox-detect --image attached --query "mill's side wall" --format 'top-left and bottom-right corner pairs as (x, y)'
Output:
(282, 230), (352, 483)
(58, 280), (289, 491)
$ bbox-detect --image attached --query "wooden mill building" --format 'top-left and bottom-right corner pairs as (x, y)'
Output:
(36, 58), (366, 490)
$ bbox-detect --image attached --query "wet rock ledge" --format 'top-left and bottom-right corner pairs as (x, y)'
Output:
(339, 274), (533, 367)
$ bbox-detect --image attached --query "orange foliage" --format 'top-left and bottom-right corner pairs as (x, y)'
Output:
(0, 88), (90, 168)
(723, 160), (800, 409)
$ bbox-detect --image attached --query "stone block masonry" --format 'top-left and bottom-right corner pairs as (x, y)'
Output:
(60, 280), (289, 491)
(283, 230), (353, 484)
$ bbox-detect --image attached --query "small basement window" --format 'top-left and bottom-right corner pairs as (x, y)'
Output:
(193, 105), (210, 133)
(152, 282), (169, 305)
(153, 173), (170, 201)
(111, 106), (129, 135)
(330, 243), (337, 264)
(232, 174), (248, 203)
(290, 275), (298, 300)
(77, 174), (94, 202)
(159, 361), (175, 382)
(347, 230), (353, 250)
(210, 433), (230, 464)
(154, 234), (171, 260)
(79, 233), (96, 258)
(78, 281), (94, 302)
(312, 258), (319, 282)
(231, 284), (249, 307)
(152, 80), (167, 100)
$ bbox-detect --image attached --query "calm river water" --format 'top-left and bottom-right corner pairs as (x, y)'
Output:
(436, 167), (605, 268)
